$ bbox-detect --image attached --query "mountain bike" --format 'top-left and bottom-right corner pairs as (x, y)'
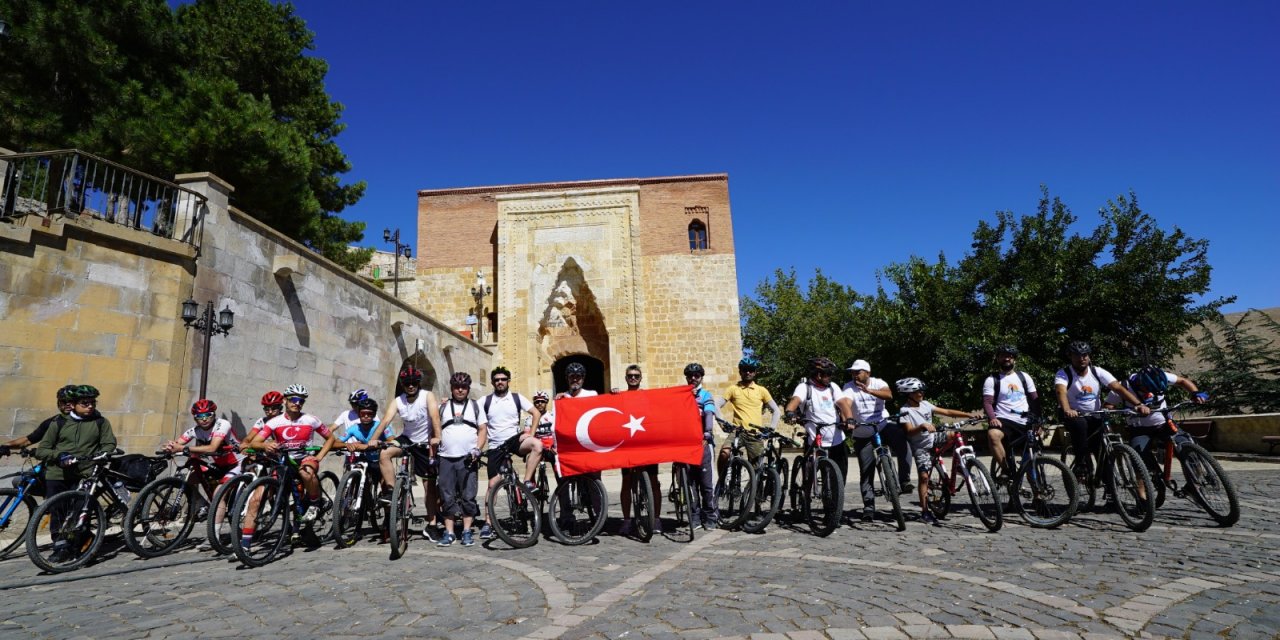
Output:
(0, 448), (42, 558)
(620, 465), (656, 541)
(204, 452), (265, 555)
(713, 418), (757, 530)
(665, 462), (696, 542)
(785, 422), (844, 537)
(485, 448), (542, 548)
(333, 448), (384, 548)
(844, 418), (902, 532)
(229, 446), (335, 567)
(991, 413), (1078, 528)
(122, 450), (227, 558)
(922, 417), (1002, 532)
(1062, 408), (1156, 532)
(25, 449), (146, 573)
(740, 427), (796, 534)
(548, 471), (607, 545)
(385, 440), (430, 559)
(1137, 401), (1239, 527)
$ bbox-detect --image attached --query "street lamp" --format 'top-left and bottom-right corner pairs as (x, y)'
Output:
(181, 298), (235, 399)
(383, 228), (412, 298)
(470, 271), (491, 343)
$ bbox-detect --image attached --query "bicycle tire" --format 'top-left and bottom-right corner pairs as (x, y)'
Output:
(487, 476), (542, 549)
(548, 475), (607, 545)
(206, 473), (252, 555)
(334, 469), (365, 548)
(631, 471), (656, 542)
(664, 465), (696, 543)
(1107, 445), (1155, 532)
(307, 470), (339, 545)
(27, 490), (105, 573)
(0, 488), (37, 558)
(1178, 443), (1240, 527)
(925, 460), (951, 520)
(877, 454), (905, 532)
(809, 457), (843, 537)
(741, 465), (782, 534)
(123, 476), (196, 558)
(1012, 456), (1078, 528)
(1059, 444), (1098, 511)
(231, 476), (289, 568)
(389, 475), (412, 559)
(716, 457), (755, 530)
(962, 458), (1003, 532)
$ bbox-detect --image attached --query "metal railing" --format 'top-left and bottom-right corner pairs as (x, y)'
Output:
(0, 149), (206, 247)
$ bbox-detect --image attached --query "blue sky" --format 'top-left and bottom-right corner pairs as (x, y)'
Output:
(290, 1), (1277, 312)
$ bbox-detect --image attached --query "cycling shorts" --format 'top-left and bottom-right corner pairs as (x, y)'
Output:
(395, 435), (436, 479)
(486, 434), (525, 477)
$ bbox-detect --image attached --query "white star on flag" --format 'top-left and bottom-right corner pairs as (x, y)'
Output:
(622, 414), (646, 437)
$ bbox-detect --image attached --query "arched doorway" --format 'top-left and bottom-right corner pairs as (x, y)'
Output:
(552, 355), (606, 396)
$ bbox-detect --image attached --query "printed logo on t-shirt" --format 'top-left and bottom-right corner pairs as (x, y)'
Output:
(1074, 385), (1097, 405)
(1005, 384), (1026, 405)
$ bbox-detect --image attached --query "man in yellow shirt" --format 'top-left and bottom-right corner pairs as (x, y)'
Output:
(717, 356), (780, 477)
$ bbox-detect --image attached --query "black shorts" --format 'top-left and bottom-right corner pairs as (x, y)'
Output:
(396, 435), (436, 479)
(486, 434), (525, 477)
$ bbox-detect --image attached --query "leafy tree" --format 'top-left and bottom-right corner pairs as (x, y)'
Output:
(0, 0), (370, 270)
(1188, 310), (1280, 414)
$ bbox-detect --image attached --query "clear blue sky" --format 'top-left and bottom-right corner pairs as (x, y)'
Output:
(291, 1), (1277, 312)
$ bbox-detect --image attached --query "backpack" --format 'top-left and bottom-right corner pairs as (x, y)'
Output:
(440, 399), (482, 430)
(802, 380), (839, 421)
(1064, 365), (1100, 388)
(483, 393), (523, 417)
(111, 454), (169, 491)
(989, 371), (1031, 406)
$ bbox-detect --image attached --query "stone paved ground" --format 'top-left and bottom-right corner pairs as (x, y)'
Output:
(1, 462), (1278, 639)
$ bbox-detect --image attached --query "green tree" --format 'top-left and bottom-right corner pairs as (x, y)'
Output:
(0, 0), (370, 271)
(1188, 310), (1280, 414)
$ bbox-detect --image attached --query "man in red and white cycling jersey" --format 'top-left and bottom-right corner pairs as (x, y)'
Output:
(163, 399), (243, 546)
(244, 384), (336, 523)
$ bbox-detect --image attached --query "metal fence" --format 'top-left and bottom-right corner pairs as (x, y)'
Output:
(0, 149), (206, 247)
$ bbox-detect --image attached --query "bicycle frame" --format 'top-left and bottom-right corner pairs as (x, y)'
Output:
(1, 450), (41, 525)
(933, 419), (984, 496)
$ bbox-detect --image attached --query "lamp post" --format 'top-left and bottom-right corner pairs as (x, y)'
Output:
(470, 271), (491, 343)
(382, 228), (412, 298)
(181, 298), (235, 399)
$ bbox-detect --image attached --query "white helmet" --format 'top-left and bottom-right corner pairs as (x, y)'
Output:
(284, 384), (309, 398)
(895, 377), (925, 394)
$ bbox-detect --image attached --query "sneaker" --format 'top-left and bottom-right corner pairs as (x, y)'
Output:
(422, 522), (439, 542)
(437, 532), (455, 547)
(195, 505), (209, 522)
(618, 518), (634, 536)
(523, 480), (541, 497)
(479, 524), (495, 540)
(690, 517), (702, 530)
(861, 508), (875, 522)
(379, 487), (393, 503)
(652, 519), (663, 534)
(301, 505), (318, 523)
(48, 543), (71, 563)
(319, 496), (333, 513)
(461, 530), (475, 547)
(900, 482), (914, 495)
(921, 511), (939, 526)
(703, 519), (720, 531)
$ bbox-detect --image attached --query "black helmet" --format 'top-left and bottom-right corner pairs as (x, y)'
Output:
(994, 344), (1019, 357)
(1066, 340), (1091, 356)
(807, 356), (837, 375)
(683, 363), (705, 377)
(449, 372), (472, 388)
(356, 398), (379, 414)
(565, 362), (586, 378)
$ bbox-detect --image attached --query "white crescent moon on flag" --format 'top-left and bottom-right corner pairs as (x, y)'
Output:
(575, 407), (624, 453)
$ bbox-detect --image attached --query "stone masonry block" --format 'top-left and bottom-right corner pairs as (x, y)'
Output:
(56, 330), (119, 357)
(0, 324), (57, 350)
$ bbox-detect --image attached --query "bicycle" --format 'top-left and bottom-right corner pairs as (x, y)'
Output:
(0, 448), (43, 558)
(785, 421), (844, 537)
(990, 413), (1079, 528)
(122, 450), (225, 558)
(485, 447), (543, 548)
(1060, 408), (1156, 531)
(620, 465), (656, 541)
(385, 440), (430, 559)
(922, 417), (1002, 532)
(664, 462), (696, 542)
(843, 418), (901, 532)
(1139, 401), (1240, 527)
(333, 447), (384, 548)
(713, 417), (757, 531)
(228, 446), (336, 567)
(740, 427), (797, 534)
(204, 452), (265, 555)
(548, 471), (608, 545)
(25, 449), (144, 573)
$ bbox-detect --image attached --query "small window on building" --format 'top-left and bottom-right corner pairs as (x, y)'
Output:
(688, 219), (708, 251)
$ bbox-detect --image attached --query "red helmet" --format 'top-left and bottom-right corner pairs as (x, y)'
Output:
(191, 399), (218, 415)
(399, 367), (423, 384)
(260, 391), (284, 406)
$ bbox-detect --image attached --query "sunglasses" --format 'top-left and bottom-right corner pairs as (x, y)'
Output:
(492, 377), (509, 383)
(451, 384), (469, 390)
(686, 374), (703, 379)
(194, 412), (215, 420)
(75, 399), (97, 406)
(263, 404), (283, 412)
(357, 410), (376, 417)
(625, 374), (641, 379)
(286, 396), (306, 403)
(534, 400), (548, 404)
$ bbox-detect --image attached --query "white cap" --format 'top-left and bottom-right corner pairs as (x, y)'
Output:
(848, 359), (871, 372)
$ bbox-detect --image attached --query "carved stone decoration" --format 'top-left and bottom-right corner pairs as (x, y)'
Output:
(537, 258), (607, 362)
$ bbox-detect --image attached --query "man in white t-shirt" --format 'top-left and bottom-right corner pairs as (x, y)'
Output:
(434, 371), (488, 547)
(1053, 341), (1147, 477)
(379, 367), (443, 538)
(836, 359), (897, 521)
(1105, 365), (1208, 471)
(480, 366), (543, 540)
(784, 357), (852, 495)
(983, 345), (1041, 474)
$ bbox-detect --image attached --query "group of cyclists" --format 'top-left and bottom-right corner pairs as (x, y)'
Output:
(0, 339), (1233, 572)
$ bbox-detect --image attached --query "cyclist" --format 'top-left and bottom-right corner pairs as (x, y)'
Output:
(331, 388), (371, 439)
(1106, 365), (1209, 471)
(379, 367), (443, 539)
(163, 399), (244, 547)
(244, 384), (337, 524)
(340, 398), (392, 475)
(1053, 340), (1149, 478)
(480, 366), (543, 540)
(33, 384), (117, 561)
(895, 377), (982, 525)
(983, 345), (1042, 474)
(618, 364), (661, 536)
(836, 359), (894, 522)
(716, 356), (779, 479)
(3, 385), (76, 454)
(434, 372), (488, 547)
(682, 363), (720, 529)
(244, 390), (285, 447)
(556, 362), (598, 400)
(785, 357), (852, 493)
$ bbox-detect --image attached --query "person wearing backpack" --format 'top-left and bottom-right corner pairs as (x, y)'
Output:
(1053, 341), (1148, 480)
(1105, 365), (1208, 471)
(784, 357), (853, 494)
(480, 366), (543, 540)
(434, 372), (489, 547)
(33, 384), (117, 561)
(982, 346), (1042, 475)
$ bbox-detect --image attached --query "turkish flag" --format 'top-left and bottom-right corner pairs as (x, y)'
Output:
(554, 385), (705, 477)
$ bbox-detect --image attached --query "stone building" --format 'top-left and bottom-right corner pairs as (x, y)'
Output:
(415, 174), (743, 394)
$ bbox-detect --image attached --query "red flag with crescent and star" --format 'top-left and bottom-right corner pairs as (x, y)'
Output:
(553, 385), (705, 477)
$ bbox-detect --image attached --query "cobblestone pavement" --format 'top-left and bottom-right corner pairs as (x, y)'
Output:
(1, 463), (1277, 639)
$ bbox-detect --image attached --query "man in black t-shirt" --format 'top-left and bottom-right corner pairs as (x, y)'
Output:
(2, 385), (76, 452)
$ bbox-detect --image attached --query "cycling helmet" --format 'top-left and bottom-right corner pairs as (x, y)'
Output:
(491, 366), (511, 380)
(450, 371), (472, 388)
(56, 385), (78, 401)
(261, 390), (284, 406)
(895, 377), (926, 394)
(70, 385), (100, 400)
(191, 399), (218, 415)
(994, 344), (1019, 356)
(355, 398), (379, 414)
(807, 356), (837, 375)
(684, 363), (705, 377)
(399, 367), (422, 384)
(532, 390), (550, 403)
(565, 362), (586, 378)
(1066, 341), (1092, 356)
(738, 356), (761, 370)
(1131, 364), (1171, 395)
(348, 388), (369, 404)
(284, 384), (308, 398)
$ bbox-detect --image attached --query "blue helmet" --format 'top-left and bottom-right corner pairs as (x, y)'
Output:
(739, 356), (761, 371)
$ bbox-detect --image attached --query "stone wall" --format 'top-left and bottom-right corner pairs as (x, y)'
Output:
(640, 253), (743, 390)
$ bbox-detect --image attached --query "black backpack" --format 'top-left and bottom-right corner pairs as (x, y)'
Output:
(483, 393), (523, 416)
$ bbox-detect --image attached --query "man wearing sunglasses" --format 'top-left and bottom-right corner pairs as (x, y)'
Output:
(164, 399), (242, 478)
(479, 366), (543, 540)
(245, 384), (336, 523)
(379, 366), (444, 539)
(34, 385), (117, 561)
(617, 365), (662, 536)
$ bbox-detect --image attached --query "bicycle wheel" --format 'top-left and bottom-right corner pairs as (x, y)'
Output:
(877, 454), (905, 532)
(548, 475), (607, 545)
(716, 457), (755, 530)
(1107, 445), (1155, 532)
(1178, 443), (1239, 527)
(307, 470), (339, 545)
(123, 476), (196, 558)
(962, 459), (1003, 532)
(487, 476), (542, 549)
(27, 490), (105, 573)
(741, 465), (782, 534)
(786, 454), (805, 523)
(630, 471), (656, 542)
(206, 473), (252, 555)
(1059, 444), (1098, 511)
(664, 465), (695, 543)
(0, 489), (36, 558)
(231, 476), (289, 568)
(1012, 456), (1078, 528)
(334, 470), (365, 548)
(389, 475), (412, 559)
(808, 457), (843, 537)
(925, 460), (951, 520)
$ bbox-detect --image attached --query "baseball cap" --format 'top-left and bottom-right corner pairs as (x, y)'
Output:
(847, 359), (871, 372)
